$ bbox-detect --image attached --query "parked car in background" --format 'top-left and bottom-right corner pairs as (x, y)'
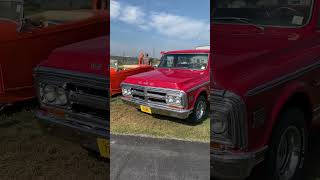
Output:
(110, 60), (154, 96)
(34, 36), (109, 158)
(0, 0), (107, 107)
(121, 49), (210, 123)
(211, 0), (320, 179)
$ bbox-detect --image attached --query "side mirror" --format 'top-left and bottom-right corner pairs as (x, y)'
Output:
(16, 19), (26, 32)
(16, 1), (25, 32)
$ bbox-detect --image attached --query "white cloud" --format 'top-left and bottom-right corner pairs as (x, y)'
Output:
(110, 0), (145, 25)
(119, 5), (145, 25)
(110, 0), (121, 19)
(149, 13), (209, 40)
(110, 1), (209, 41)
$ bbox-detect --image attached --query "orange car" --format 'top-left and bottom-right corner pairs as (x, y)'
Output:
(110, 61), (154, 96)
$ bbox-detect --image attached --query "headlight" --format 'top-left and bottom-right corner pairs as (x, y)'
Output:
(211, 115), (228, 134)
(43, 85), (56, 102)
(40, 84), (68, 106)
(210, 89), (247, 150)
(122, 87), (132, 96)
(165, 94), (183, 106)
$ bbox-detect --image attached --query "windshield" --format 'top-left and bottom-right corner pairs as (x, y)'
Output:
(0, 1), (22, 22)
(23, 0), (102, 24)
(158, 54), (208, 70)
(212, 0), (313, 27)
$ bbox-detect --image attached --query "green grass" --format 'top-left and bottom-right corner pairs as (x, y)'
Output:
(110, 96), (210, 142)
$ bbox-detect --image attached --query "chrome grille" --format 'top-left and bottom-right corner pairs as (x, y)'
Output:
(121, 83), (188, 108)
(131, 86), (167, 104)
(35, 67), (109, 131)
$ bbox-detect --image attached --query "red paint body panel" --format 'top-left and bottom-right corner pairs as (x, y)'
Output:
(211, 1), (320, 151)
(0, 11), (107, 104)
(39, 36), (109, 77)
(124, 49), (210, 110)
(110, 65), (154, 96)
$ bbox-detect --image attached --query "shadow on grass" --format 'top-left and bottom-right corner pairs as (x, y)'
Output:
(1, 98), (38, 115)
(0, 99), (39, 128)
(151, 112), (208, 127)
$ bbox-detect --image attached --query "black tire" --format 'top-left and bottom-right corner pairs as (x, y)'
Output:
(188, 95), (208, 123)
(265, 107), (308, 180)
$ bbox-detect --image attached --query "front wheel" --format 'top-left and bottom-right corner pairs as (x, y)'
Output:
(265, 107), (308, 180)
(188, 95), (208, 124)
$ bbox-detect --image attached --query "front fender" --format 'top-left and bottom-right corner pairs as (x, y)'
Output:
(187, 82), (210, 109)
(261, 80), (312, 146)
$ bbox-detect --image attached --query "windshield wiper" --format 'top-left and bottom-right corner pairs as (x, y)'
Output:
(213, 17), (265, 31)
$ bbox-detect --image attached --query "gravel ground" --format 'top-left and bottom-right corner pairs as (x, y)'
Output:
(0, 103), (108, 180)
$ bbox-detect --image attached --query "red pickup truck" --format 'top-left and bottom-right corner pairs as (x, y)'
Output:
(0, 0), (106, 107)
(211, 0), (318, 179)
(121, 49), (209, 123)
(34, 36), (109, 158)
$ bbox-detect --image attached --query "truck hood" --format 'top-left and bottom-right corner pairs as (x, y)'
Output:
(212, 25), (315, 95)
(39, 36), (109, 77)
(124, 68), (209, 91)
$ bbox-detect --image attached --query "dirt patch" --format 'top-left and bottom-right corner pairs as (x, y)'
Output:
(0, 107), (108, 180)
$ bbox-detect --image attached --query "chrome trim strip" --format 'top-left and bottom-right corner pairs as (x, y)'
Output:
(35, 66), (108, 83)
(186, 81), (210, 93)
(122, 96), (192, 119)
(211, 146), (268, 179)
(246, 60), (320, 97)
(121, 83), (185, 94)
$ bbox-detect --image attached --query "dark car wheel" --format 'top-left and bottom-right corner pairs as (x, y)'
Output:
(188, 95), (208, 124)
(265, 107), (308, 180)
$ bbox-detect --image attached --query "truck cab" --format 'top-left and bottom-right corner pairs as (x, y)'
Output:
(121, 49), (210, 123)
(211, 0), (320, 179)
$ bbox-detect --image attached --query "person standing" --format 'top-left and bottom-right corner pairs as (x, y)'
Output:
(138, 52), (145, 64)
(143, 53), (151, 65)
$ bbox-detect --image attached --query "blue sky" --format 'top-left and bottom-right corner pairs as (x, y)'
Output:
(110, 0), (210, 58)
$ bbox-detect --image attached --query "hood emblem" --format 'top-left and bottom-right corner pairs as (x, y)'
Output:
(91, 63), (102, 70)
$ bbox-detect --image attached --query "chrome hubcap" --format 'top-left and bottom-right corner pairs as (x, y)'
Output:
(196, 100), (206, 121)
(276, 126), (303, 180)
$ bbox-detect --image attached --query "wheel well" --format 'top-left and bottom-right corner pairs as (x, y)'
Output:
(198, 91), (208, 100)
(280, 92), (312, 126)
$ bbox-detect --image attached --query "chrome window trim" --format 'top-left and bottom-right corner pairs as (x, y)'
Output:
(158, 53), (210, 70)
(211, 0), (315, 29)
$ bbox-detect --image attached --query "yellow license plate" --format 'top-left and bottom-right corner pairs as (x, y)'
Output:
(140, 105), (152, 114)
(97, 138), (109, 158)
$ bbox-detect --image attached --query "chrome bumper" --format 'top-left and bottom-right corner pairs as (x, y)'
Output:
(211, 147), (267, 180)
(121, 96), (192, 119)
(36, 109), (109, 153)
